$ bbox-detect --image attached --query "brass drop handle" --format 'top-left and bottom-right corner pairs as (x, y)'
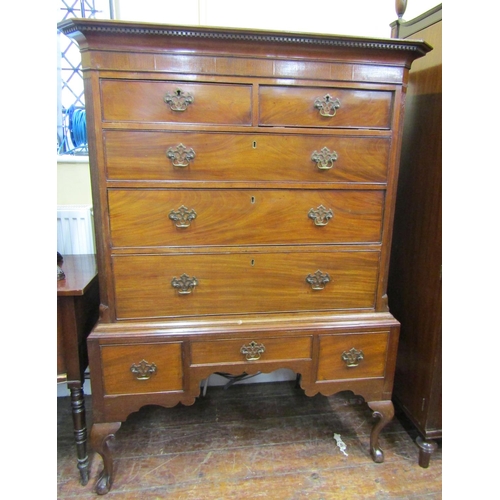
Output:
(306, 270), (331, 291)
(166, 143), (196, 168)
(169, 205), (197, 228)
(308, 205), (334, 226)
(341, 348), (364, 368)
(311, 147), (338, 170)
(171, 273), (198, 295)
(314, 94), (341, 117)
(240, 341), (266, 361)
(130, 359), (157, 380)
(164, 88), (194, 112)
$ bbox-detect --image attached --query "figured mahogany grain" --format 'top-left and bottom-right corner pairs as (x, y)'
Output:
(100, 80), (252, 125)
(191, 335), (312, 365)
(112, 251), (380, 319)
(317, 331), (389, 381)
(101, 342), (183, 395)
(103, 130), (390, 183)
(259, 85), (393, 129)
(108, 189), (385, 247)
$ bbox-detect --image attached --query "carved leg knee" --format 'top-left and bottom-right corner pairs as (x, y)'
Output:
(90, 422), (121, 495)
(367, 400), (394, 463)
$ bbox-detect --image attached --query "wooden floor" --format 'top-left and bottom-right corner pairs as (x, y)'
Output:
(57, 381), (442, 499)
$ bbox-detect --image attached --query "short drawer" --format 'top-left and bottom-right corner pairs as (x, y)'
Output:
(100, 343), (183, 395)
(317, 331), (389, 381)
(112, 250), (379, 319)
(259, 85), (393, 129)
(191, 336), (312, 366)
(103, 130), (390, 183)
(108, 189), (385, 247)
(100, 80), (252, 125)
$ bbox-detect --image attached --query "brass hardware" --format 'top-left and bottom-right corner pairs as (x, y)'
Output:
(166, 143), (196, 168)
(164, 88), (194, 111)
(311, 146), (338, 170)
(169, 205), (197, 228)
(341, 348), (364, 367)
(306, 270), (331, 290)
(171, 273), (198, 295)
(240, 341), (266, 361)
(130, 359), (157, 380)
(314, 94), (341, 117)
(308, 205), (334, 226)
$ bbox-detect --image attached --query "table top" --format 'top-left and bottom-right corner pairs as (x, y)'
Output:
(57, 254), (98, 296)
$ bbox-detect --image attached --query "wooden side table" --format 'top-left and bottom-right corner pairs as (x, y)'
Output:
(57, 254), (99, 485)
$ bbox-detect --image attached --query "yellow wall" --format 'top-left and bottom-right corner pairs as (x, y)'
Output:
(57, 159), (93, 205)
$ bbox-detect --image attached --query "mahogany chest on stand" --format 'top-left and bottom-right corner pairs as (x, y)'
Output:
(58, 18), (430, 494)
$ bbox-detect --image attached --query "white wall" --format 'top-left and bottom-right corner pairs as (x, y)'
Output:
(115, 0), (441, 38)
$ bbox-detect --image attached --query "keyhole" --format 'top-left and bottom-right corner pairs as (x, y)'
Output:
(252, 141), (257, 149)
(251, 259), (255, 266)
(251, 196), (256, 204)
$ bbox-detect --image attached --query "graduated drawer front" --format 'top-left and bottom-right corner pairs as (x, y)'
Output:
(100, 343), (183, 395)
(317, 332), (389, 381)
(112, 251), (379, 319)
(191, 336), (312, 366)
(108, 189), (385, 247)
(103, 130), (390, 183)
(100, 80), (252, 125)
(259, 86), (393, 129)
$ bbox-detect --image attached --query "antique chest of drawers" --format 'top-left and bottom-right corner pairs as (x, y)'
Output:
(58, 18), (430, 494)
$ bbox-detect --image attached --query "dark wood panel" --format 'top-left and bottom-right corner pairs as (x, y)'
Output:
(388, 8), (442, 449)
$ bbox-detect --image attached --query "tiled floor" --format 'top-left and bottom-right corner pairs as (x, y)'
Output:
(57, 382), (442, 499)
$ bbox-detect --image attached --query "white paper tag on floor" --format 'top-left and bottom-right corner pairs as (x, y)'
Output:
(334, 433), (348, 456)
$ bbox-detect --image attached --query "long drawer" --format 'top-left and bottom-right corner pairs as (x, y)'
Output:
(103, 130), (390, 183)
(100, 80), (252, 125)
(259, 85), (393, 129)
(112, 251), (379, 319)
(108, 189), (385, 247)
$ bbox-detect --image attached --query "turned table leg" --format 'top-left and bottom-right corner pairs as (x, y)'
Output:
(68, 383), (89, 485)
(416, 436), (438, 468)
(90, 422), (122, 495)
(367, 400), (394, 463)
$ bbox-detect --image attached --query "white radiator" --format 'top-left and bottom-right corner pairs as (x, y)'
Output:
(57, 204), (96, 255)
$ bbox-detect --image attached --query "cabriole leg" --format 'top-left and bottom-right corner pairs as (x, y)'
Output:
(90, 422), (122, 495)
(367, 400), (394, 463)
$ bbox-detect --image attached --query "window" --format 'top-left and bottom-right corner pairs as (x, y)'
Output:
(57, 0), (114, 155)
